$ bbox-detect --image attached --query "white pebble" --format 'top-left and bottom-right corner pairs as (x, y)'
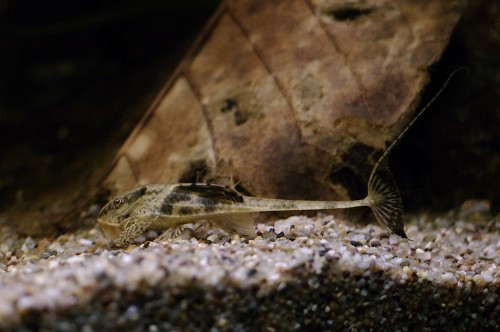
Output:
(441, 272), (457, 283)
(78, 238), (94, 246)
(480, 272), (493, 283)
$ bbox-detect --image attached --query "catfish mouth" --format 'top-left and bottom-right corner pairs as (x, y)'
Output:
(98, 221), (123, 242)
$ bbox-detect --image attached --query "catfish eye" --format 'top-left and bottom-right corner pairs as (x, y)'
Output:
(113, 197), (125, 205)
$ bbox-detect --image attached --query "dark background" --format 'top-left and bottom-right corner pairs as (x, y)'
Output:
(0, 0), (220, 218)
(391, 0), (499, 213)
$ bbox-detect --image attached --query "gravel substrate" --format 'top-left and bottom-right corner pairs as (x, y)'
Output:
(0, 213), (498, 331)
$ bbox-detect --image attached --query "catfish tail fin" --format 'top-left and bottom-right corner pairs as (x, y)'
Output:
(364, 68), (467, 237)
(367, 164), (406, 238)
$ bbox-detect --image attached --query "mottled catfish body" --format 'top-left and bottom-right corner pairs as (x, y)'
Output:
(97, 165), (404, 247)
(97, 70), (463, 247)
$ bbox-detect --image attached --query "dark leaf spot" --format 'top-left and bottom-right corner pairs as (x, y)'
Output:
(220, 98), (238, 113)
(233, 110), (247, 125)
(219, 98), (248, 125)
(327, 7), (373, 21)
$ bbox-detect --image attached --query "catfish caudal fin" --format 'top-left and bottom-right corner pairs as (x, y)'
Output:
(363, 69), (467, 237)
(367, 164), (406, 238)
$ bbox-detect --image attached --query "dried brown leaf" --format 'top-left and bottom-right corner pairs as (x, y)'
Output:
(102, 0), (465, 202)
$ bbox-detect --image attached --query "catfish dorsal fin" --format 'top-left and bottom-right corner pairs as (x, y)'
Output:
(175, 184), (244, 204)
